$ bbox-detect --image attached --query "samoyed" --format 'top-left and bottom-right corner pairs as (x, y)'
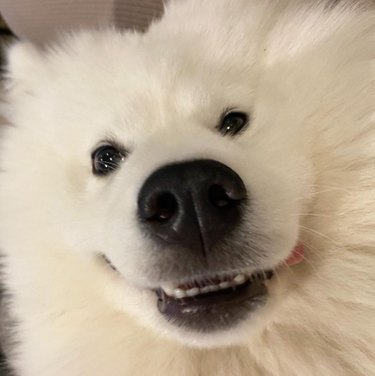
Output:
(0, 0), (374, 375)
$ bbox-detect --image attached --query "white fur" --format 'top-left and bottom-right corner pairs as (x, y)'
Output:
(0, 0), (374, 375)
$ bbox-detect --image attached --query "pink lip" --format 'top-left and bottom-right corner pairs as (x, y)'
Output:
(285, 242), (305, 266)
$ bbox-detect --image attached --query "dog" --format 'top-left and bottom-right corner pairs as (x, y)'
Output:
(0, 0), (374, 375)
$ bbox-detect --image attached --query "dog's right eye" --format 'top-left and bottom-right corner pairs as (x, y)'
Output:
(91, 145), (125, 176)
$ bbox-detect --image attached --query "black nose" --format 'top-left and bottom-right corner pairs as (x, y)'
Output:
(137, 160), (247, 254)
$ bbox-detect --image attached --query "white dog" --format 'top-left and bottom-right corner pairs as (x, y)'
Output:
(0, 0), (374, 375)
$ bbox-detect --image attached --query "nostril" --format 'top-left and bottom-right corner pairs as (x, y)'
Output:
(137, 160), (247, 250)
(209, 184), (242, 208)
(147, 192), (178, 222)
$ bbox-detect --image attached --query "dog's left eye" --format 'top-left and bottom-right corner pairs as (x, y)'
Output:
(92, 145), (125, 176)
(218, 111), (249, 136)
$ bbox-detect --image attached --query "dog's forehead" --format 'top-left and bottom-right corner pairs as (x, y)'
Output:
(46, 36), (256, 139)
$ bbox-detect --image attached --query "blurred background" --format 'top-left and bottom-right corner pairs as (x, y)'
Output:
(0, 0), (165, 68)
(0, 11), (14, 69)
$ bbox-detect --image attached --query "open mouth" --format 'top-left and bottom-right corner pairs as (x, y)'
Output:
(100, 243), (304, 332)
(154, 243), (304, 332)
(155, 270), (273, 332)
(157, 270), (273, 299)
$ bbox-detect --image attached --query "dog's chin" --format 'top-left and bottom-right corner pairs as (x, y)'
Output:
(153, 299), (274, 349)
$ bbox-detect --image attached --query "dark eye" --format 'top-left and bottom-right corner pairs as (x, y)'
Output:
(92, 145), (125, 176)
(218, 111), (249, 136)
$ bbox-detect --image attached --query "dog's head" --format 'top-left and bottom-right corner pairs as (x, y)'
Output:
(1, 1), (373, 348)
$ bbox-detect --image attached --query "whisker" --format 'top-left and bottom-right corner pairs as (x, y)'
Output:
(273, 268), (282, 286)
(299, 225), (336, 243)
(299, 245), (319, 273)
(282, 262), (297, 281)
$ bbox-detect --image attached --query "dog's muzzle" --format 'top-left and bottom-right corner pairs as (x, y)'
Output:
(135, 159), (272, 331)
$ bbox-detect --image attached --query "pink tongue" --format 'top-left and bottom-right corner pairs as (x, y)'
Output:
(286, 243), (305, 266)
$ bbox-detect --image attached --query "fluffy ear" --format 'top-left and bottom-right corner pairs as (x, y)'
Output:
(5, 42), (46, 90)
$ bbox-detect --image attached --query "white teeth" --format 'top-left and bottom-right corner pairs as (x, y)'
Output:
(186, 287), (200, 297)
(162, 273), (255, 299)
(200, 285), (214, 294)
(161, 282), (178, 296)
(173, 289), (187, 299)
(219, 281), (231, 289)
(161, 272), (272, 299)
(162, 287), (175, 296)
(234, 274), (246, 285)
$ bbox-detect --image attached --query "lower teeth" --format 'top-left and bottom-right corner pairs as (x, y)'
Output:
(161, 271), (272, 299)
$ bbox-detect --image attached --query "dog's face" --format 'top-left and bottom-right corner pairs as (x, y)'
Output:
(6, 1), (359, 348)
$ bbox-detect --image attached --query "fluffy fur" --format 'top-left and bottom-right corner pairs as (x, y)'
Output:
(0, 0), (374, 375)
